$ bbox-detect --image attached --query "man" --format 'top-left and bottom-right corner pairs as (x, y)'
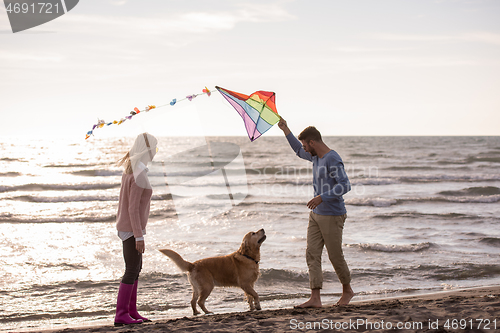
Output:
(278, 118), (354, 307)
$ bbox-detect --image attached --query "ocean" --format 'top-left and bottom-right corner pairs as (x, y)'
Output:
(1, 135), (499, 332)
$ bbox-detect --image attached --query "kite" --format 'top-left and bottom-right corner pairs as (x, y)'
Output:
(215, 86), (280, 142)
(85, 86), (280, 141)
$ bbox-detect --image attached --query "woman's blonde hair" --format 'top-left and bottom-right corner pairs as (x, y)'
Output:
(117, 152), (133, 174)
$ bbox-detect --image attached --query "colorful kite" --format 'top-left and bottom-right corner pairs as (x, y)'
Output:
(215, 86), (280, 141)
(85, 86), (280, 141)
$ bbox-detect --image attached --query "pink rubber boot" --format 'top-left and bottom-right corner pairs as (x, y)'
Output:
(114, 283), (143, 326)
(129, 280), (151, 322)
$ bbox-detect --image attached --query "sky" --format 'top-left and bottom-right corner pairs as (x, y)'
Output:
(1, 0), (499, 139)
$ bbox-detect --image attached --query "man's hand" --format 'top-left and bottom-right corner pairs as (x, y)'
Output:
(278, 117), (291, 135)
(136, 240), (145, 253)
(307, 195), (323, 210)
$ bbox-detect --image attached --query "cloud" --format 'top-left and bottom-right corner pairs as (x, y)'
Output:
(462, 32), (500, 45)
(0, 51), (64, 63)
(109, 0), (127, 5)
(61, 4), (294, 36)
(315, 54), (478, 72)
(335, 46), (417, 53)
(373, 32), (500, 45)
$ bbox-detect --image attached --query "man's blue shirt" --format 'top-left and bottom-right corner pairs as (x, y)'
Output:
(286, 133), (350, 216)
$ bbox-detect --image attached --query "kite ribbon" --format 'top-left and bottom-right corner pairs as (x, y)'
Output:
(85, 87), (212, 139)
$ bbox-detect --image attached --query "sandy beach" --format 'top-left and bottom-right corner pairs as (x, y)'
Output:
(20, 286), (499, 333)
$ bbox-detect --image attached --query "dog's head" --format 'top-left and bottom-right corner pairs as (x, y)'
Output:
(239, 229), (266, 262)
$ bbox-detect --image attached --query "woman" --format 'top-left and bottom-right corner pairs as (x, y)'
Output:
(114, 133), (158, 326)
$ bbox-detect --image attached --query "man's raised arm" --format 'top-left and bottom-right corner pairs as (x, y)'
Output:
(278, 118), (312, 161)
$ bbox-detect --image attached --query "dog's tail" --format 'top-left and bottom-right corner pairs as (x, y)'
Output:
(159, 249), (194, 272)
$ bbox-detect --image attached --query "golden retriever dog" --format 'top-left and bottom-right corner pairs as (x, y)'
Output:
(159, 229), (266, 315)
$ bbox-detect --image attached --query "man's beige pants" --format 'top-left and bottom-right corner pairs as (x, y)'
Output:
(306, 211), (351, 289)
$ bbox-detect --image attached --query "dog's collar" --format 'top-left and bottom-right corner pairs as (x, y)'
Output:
(241, 253), (259, 264)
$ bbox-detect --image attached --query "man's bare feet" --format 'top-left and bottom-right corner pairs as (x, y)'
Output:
(335, 284), (355, 306)
(295, 298), (322, 308)
(295, 289), (322, 308)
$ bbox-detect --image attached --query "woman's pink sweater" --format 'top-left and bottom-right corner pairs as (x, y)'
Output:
(116, 172), (153, 238)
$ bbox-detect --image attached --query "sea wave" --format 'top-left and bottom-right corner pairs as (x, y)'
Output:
(479, 237), (500, 248)
(373, 211), (483, 220)
(70, 170), (123, 177)
(0, 214), (117, 223)
(43, 163), (102, 168)
(6, 194), (172, 203)
(247, 172), (500, 185)
(431, 195), (500, 204)
(0, 157), (25, 162)
(0, 172), (21, 177)
(0, 209), (173, 223)
(351, 178), (399, 186)
(0, 183), (120, 193)
(72, 169), (235, 178)
(260, 268), (310, 283)
(437, 156), (500, 165)
(383, 166), (435, 171)
(206, 193), (249, 201)
(1, 310), (114, 323)
(354, 263), (500, 281)
(248, 178), (312, 187)
(37, 262), (89, 270)
(246, 167), (311, 176)
(238, 200), (306, 207)
(347, 242), (435, 253)
(346, 195), (500, 207)
(350, 153), (389, 158)
(415, 263), (500, 280)
(438, 186), (500, 197)
(398, 174), (500, 183)
(345, 198), (398, 207)
(9, 195), (118, 203)
(466, 156), (500, 163)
